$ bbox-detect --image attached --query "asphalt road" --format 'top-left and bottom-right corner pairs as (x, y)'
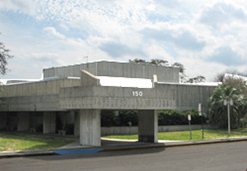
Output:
(1, 141), (247, 171)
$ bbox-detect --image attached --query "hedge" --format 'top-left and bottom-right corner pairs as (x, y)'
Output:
(101, 109), (207, 127)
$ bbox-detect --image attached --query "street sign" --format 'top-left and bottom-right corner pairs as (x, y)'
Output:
(188, 114), (191, 121)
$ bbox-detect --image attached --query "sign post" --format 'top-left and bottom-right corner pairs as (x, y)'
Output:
(188, 114), (192, 140)
(198, 103), (204, 139)
(224, 98), (233, 136)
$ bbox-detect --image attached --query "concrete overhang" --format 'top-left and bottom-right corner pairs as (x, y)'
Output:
(0, 70), (217, 112)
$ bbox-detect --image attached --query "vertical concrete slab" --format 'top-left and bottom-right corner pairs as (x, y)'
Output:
(43, 112), (56, 134)
(138, 110), (158, 143)
(74, 111), (80, 137)
(0, 113), (7, 130)
(17, 112), (30, 131)
(79, 109), (101, 146)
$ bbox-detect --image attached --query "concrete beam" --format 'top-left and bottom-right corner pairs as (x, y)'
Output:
(80, 70), (100, 87)
(43, 112), (56, 134)
(79, 109), (101, 146)
(138, 110), (158, 143)
(17, 112), (30, 131)
(0, 113), (7, 130)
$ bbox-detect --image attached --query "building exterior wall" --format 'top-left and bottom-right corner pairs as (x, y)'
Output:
(43, 61), (180, 83)
(0, 61), (218, 146)
(0, 83), (215, 112)
(60, 84), (215, 112)
(0, 62), (216, 113)
(0, 79), (80, 97)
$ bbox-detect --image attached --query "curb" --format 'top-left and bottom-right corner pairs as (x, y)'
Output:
(164, 137), (247, 148)
(0, 150), (55, 159)
(102, 143), (165, 152)
(1, 137), (247, 158)
(102, 137), (247, 152)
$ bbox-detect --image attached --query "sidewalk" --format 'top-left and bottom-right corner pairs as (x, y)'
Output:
(1, 137), (247, 158)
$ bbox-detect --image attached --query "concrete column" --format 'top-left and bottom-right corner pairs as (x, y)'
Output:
(43, 112), (56, 134)
(66, 111), (75, 124)
(0, 113), (7, 130)
(138, 110), (158, 143)
(79, 109), (101, 146)
(74, 111), (80, 137)
(17, 112), (30, 131)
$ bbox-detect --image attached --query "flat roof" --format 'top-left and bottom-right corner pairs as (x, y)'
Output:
(97, 76), (153, 88)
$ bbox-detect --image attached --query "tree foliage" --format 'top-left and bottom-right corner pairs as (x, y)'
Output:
(0, 37), (13, 75)
(208, 77), (247, 128)
(129, 58), (146, 64)
(150, 59), (169, 66)
(101, 109), (207, 127)
(172, 62), (184, 73)
(129, 58), (169, 66)
(129, 58), (206, 82)
(187, 75), (206, 83)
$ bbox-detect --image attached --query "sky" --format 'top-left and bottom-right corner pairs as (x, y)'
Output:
(0, 0), (247, 81)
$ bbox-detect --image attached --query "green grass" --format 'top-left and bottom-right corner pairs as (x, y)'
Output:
(103, 129), (247, 141)
(0, 132), (74, 152)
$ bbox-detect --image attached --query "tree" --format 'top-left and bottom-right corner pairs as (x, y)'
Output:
(187, 75), (206, 83)
(172, 62), (184, 73)
(129, 58), (146, 64)
(150, 59), (169, 66)
(208, 77), (247, 129)
(129, 58), (169, 66)
(0, 36), (13, 75)
(215, 73), (225, 82)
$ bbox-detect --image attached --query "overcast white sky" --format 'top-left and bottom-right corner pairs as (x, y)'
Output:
(0, 0), (247, 81)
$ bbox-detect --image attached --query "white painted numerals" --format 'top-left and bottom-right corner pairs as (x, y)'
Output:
(132, 91), (143, 97)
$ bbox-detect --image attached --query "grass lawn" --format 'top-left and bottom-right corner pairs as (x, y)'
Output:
(0, 132), (74, 152)
(103, 129), (247, 141)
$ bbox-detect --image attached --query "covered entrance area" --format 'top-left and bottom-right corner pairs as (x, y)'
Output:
(76, 109), (159, 146)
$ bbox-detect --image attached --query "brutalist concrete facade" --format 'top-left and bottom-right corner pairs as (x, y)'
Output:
(43, 61), (180, 83)
(0, 61), (216, 146)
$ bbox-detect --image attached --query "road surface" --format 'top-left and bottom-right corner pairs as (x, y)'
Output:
(1, 141), (247, 171)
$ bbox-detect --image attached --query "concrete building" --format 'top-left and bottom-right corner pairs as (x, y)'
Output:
(0, 61), (217, 146)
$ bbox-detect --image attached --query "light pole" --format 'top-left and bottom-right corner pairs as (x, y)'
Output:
(198, 103), (204, 139)
(84, 56), (89, 69)
(224, 98), (233, 136)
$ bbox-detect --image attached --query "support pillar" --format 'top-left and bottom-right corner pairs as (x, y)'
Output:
(74, 111), (80, 137)
(138, 110), (158, 143)
(79, 109), (101, 146)
(17, 112), (30, 131)
(43, 112), (56, 134)
(0, 113), (7, 130)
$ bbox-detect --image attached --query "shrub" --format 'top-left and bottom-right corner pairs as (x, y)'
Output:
(101, 109), (207, 126)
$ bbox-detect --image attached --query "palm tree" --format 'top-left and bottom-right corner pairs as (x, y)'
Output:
(209, 84), (247, 128)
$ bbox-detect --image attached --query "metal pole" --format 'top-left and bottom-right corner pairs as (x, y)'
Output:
(189, 120), (192, 140)
(198, 103), (204, 139)
(227, 102), (231, 136)
(188, 114), (192, 140)
(201, 115), (204, 139)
